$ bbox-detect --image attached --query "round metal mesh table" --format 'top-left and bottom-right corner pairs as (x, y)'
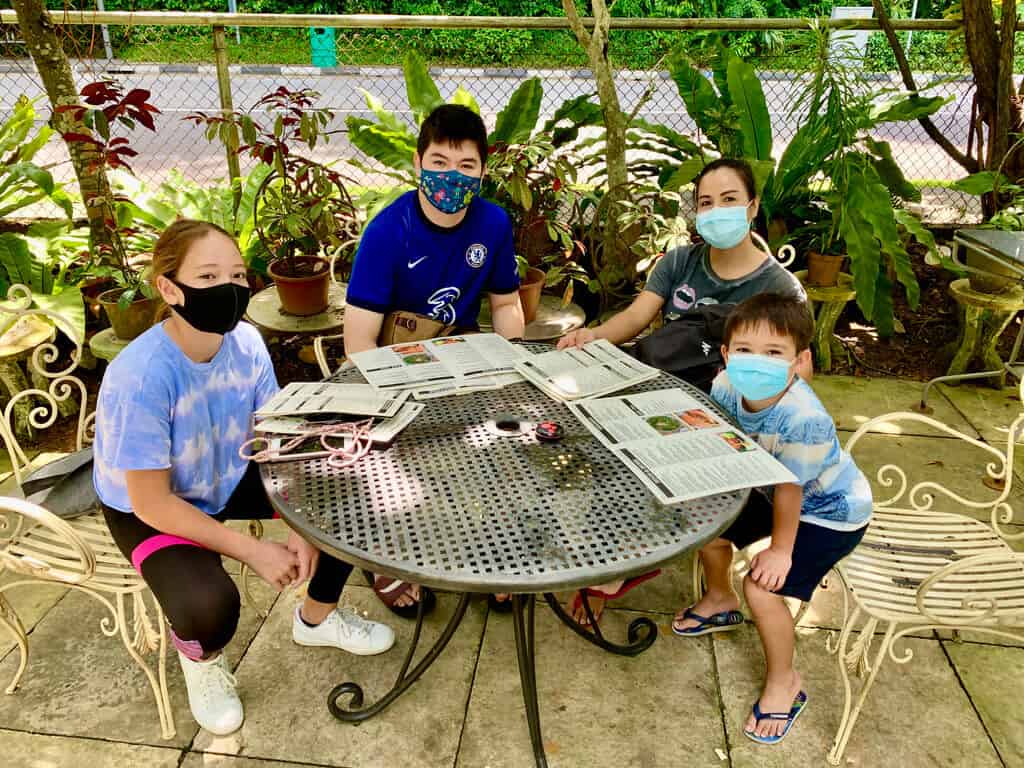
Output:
(261, 342), (748, 768)
(263, 343), (745, 593)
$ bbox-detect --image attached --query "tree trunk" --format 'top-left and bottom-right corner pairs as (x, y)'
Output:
(959, 0), (1022, 215)
(12, 0), (116, 262)
(562, 0), (631, 290)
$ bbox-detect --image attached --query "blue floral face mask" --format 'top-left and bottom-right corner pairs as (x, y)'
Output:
(695, 203), (753, 250)
(419, 169), (481, 215)
(726, 352), (793, 401)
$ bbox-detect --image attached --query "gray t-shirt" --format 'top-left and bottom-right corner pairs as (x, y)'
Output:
(645, 243), (805, 321)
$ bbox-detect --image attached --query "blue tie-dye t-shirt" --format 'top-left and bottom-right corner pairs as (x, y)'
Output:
(711, 372), (872, 531)
(93, 321), (279, 515)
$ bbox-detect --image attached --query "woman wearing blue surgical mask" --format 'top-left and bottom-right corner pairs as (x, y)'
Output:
(556, 158), (808, 628)
(558, 157), (804, 349)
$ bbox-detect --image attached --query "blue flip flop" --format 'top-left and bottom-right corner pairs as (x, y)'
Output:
(672, 607), (745, 636)
(743, 690), (808, 745)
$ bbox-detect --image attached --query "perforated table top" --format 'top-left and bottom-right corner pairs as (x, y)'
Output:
(263, 344), (747, 593)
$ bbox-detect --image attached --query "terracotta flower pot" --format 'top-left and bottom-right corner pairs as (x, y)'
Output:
(82, 276), (118, 330)
(268, 255), (331, 316)
(518, 267), (546, 325)
(98, 288), (160, 341)
(807, 251), (845, 287)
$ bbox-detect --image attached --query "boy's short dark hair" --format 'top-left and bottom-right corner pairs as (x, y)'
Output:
(723, 293), (814, 352)
(417, 104), (489, 166)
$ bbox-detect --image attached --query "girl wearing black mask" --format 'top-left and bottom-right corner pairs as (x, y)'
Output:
(95, 220), (395, 736)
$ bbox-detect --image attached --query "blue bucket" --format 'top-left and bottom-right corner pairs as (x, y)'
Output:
(309, 27), (336, 68)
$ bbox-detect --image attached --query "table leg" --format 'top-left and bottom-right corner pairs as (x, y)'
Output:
(511, 594), (547, 768)
(542, 592), (657, 656)
(327, 592), (471, 723)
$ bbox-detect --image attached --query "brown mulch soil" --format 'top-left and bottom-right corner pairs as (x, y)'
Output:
(828, 245), (1020, 382)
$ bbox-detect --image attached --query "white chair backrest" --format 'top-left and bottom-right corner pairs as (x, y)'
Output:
(750, 230), (796, 269)
(0, 285), (94, 489)
(843, 410), (1023, 543)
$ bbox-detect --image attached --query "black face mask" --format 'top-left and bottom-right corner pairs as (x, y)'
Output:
(168, 279), (251, 335)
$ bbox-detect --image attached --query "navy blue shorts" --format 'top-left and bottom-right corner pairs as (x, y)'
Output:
(720, 491), (867, 601)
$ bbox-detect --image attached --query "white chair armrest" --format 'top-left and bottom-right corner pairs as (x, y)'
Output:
(916, 550), (1024, 627)
(0, 495), (96, 584)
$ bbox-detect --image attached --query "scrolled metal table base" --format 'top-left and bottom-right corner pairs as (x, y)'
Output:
(325, 590), (656, 768)
(544, 591), (658, 656)
(327, 592), (471, 723)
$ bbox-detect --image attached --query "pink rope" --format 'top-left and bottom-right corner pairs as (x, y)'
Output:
(238, 418), (374, 468)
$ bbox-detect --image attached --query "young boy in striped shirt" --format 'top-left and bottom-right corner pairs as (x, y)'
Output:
(673, 293), (872, 745)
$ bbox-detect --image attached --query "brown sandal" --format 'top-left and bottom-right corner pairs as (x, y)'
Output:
(372, 575), (437, 619)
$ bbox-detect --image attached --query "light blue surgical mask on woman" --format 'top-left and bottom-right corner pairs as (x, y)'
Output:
(695, 202), (753, 250)
(726, 352), (793, 401)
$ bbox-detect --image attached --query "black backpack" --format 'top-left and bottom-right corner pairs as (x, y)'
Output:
(630, 304), (735, 393)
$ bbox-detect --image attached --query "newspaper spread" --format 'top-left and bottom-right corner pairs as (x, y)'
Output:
(254, 382), (408, 419)
(409, 372), (524, 400)
(569, 388), (797, 505)
(515, 338), (660, 401)
(349, 333), (529, 392)
(255, 402), (424, 445)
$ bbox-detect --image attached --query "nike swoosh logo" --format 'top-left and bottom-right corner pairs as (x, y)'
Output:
(408, 256), (427, 269)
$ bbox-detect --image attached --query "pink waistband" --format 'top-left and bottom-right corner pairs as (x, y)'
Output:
(131, 534), (204, 572)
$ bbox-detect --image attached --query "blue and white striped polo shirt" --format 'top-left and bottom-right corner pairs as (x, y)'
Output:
(711, 373), (872, 531)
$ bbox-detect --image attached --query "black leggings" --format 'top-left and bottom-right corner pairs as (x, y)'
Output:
(103, 462), (352, 659)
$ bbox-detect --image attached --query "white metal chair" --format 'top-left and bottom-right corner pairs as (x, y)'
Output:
(826, 407), (1024, 765)
(0, 285), (176, 738)
(0, 285), (269, 738)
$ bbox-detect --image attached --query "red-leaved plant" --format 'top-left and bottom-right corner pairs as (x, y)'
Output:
(56, 80), (162, 305)
(186, 87), (360, 278)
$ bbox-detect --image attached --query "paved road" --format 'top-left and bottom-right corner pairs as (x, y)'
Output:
(0, 59), (975, 209)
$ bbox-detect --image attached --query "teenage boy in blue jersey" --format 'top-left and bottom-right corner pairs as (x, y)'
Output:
(345, 103), (525, 616)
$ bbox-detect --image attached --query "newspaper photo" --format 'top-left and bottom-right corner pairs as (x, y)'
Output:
(349, 333), (530, 392)
(515, 338), (660, 401)
(254, 382), (409, 419)
(569, 388), (797, 505)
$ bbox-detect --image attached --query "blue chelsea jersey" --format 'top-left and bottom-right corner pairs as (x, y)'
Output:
(346, 191), (520, 327)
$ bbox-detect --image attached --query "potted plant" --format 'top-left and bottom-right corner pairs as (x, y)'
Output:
(189, 87), (361, 316)
(514, 251), (590, 325)
(57, 81), (162, 340)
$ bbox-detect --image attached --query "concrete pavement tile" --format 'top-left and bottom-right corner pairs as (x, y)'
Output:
(0, 727), (182, 768)
(457, 604), (726, 768)
(714, 626), (1002, 767)
(944, 641), (1024, 767)
(182, 753), (326, 768)
(0, 574), (277, 746)
(810, 375), (977, 436)
(939, 383), (1024, 447)
(0, 573), (67, 661)
(199, 589), (485, 768)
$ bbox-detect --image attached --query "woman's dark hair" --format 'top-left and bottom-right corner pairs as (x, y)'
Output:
(692, 158), (757, 202)
(417, 104), (489, 166)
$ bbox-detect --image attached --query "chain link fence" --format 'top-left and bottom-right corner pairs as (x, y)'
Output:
(0, 16), (982, 223)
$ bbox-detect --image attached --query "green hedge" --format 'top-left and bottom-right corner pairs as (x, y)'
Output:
(43, 0), (980, 72)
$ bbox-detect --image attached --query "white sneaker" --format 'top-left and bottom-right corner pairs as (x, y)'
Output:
(292, 606), (396, 656)
(176, 651), (244, 735)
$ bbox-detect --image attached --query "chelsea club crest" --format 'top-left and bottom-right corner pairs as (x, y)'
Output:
(465, 243), (488, 269)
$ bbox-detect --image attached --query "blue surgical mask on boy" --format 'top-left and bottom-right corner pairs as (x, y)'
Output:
(419, 169), (481, 215)
(726, 353), (793, 401)
(695, 203), (752, 250)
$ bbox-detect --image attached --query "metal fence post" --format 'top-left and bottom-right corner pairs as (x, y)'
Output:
(212, 24), (242, 194)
